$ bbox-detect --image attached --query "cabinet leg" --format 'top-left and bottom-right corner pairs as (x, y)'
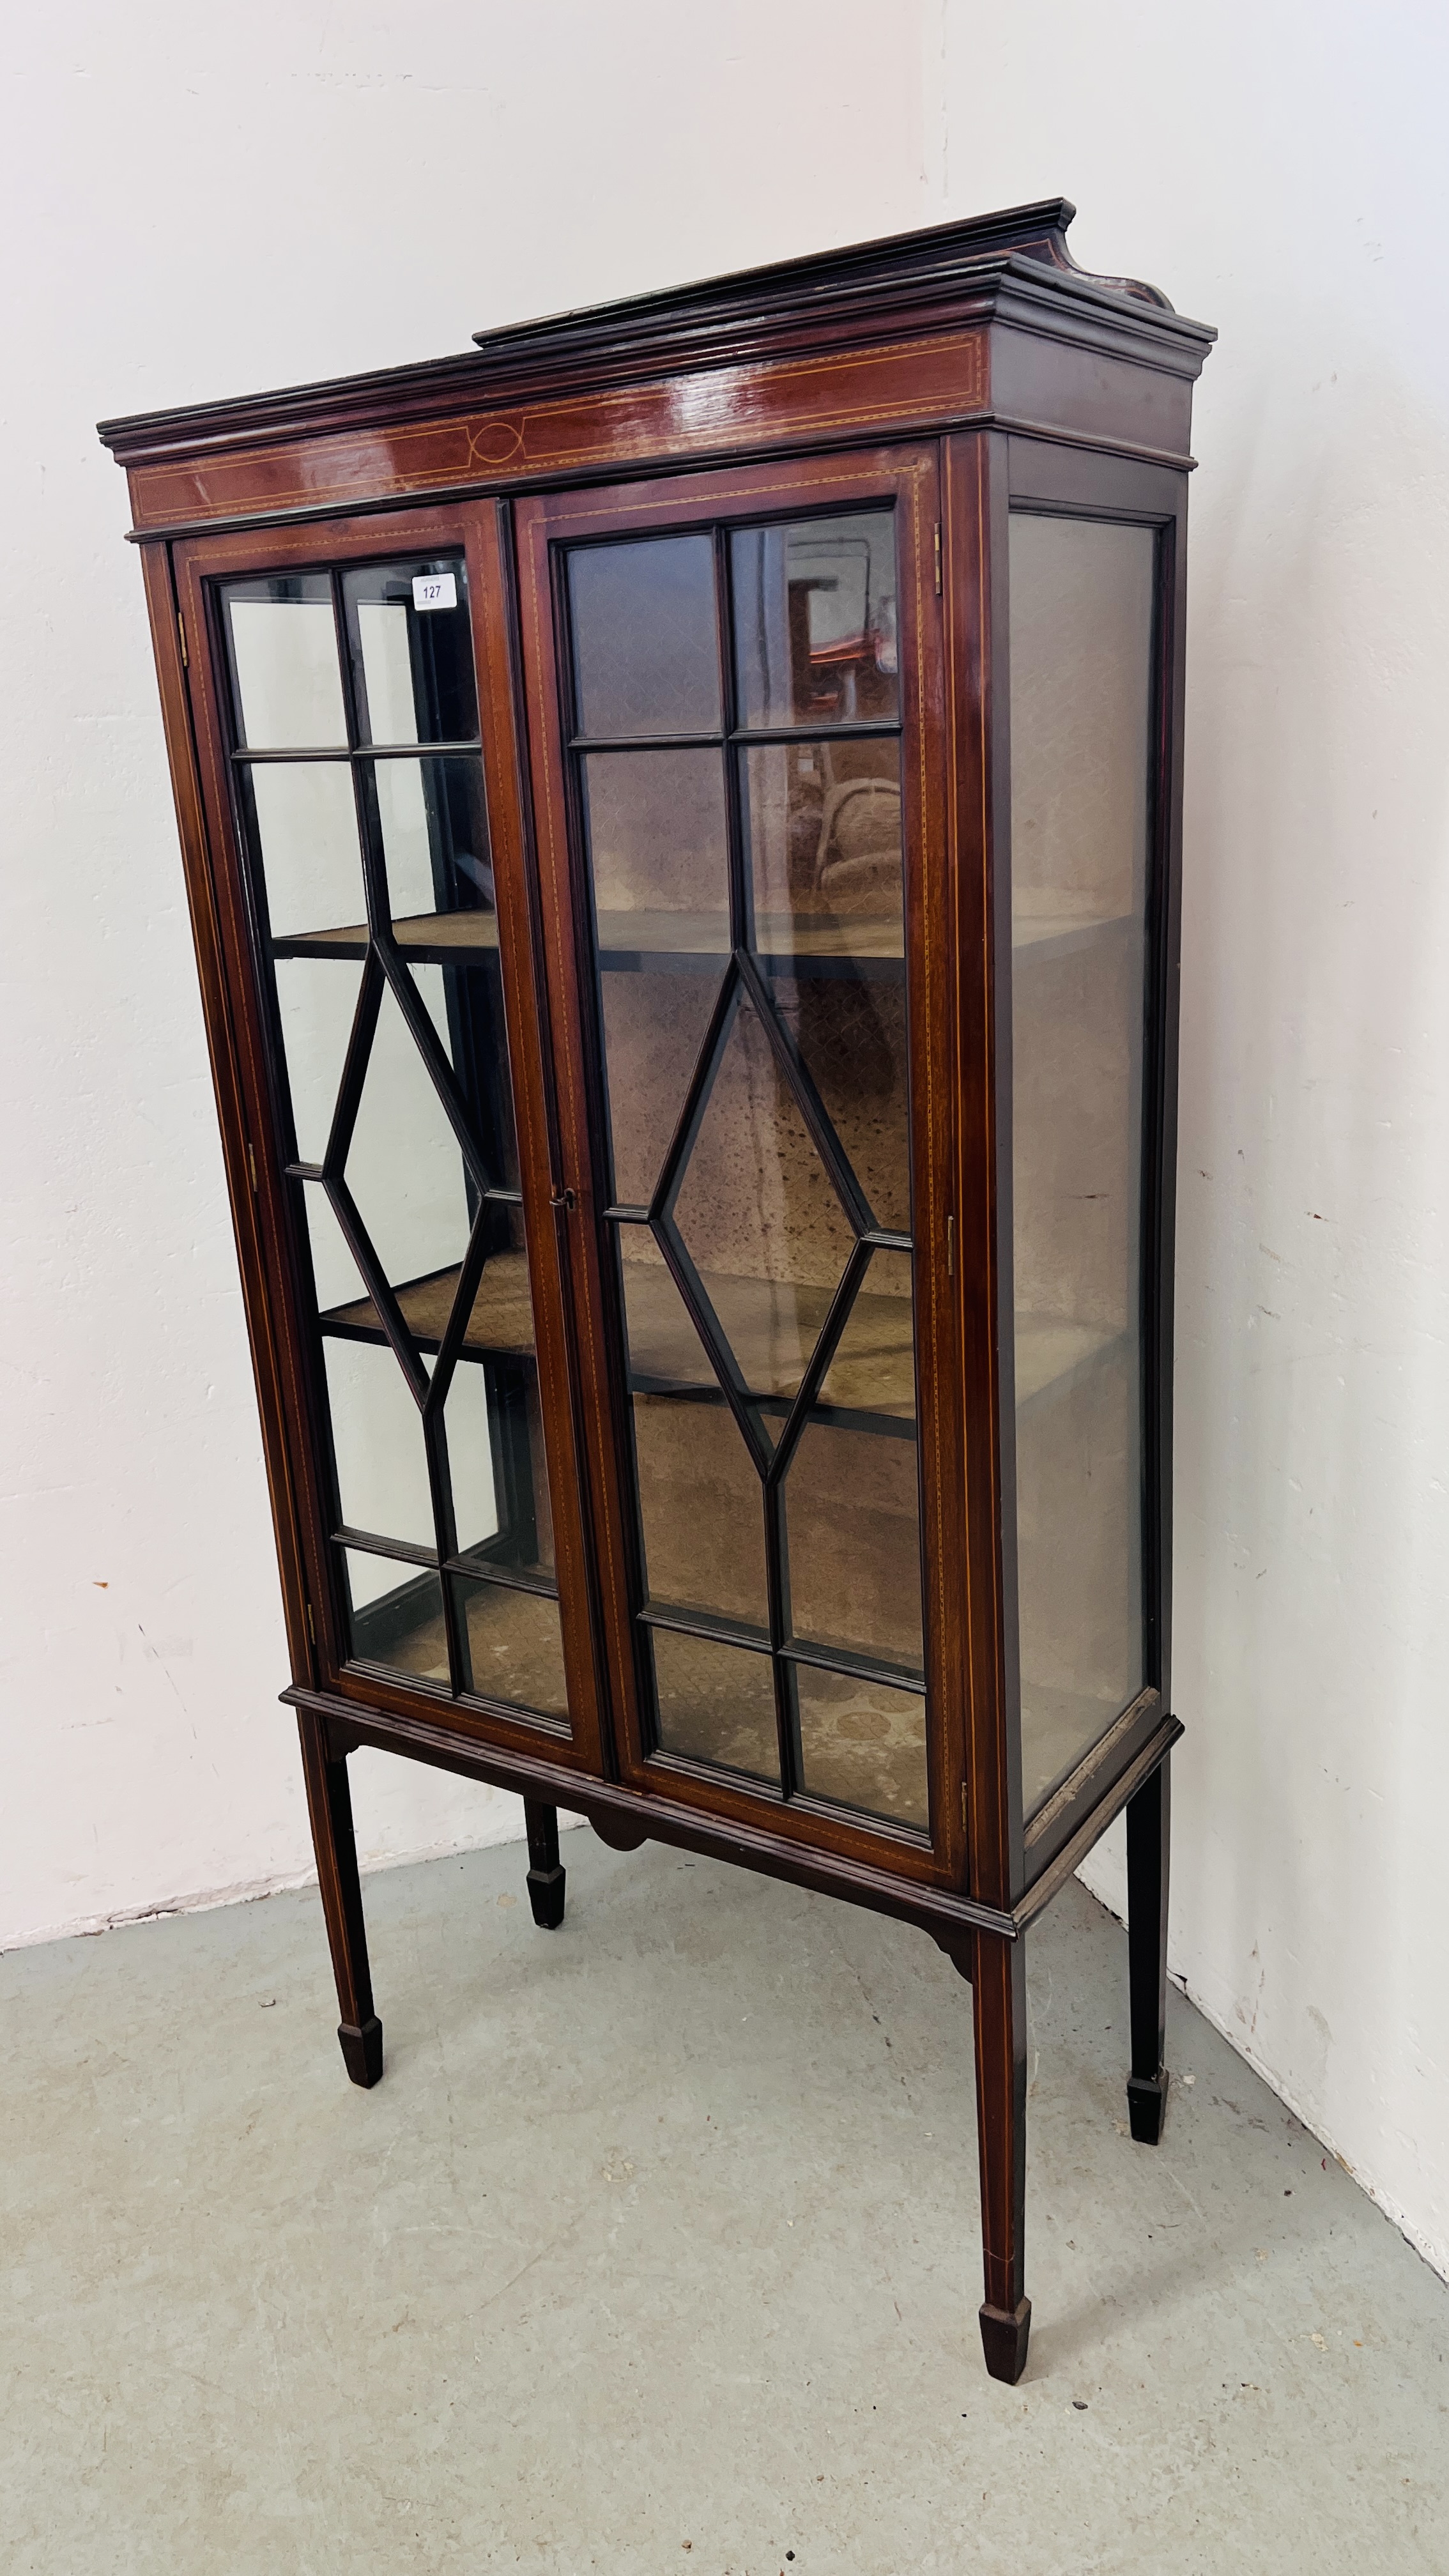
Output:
(1126, 1753), (1171, 2143)
(972, 1929), (1031, 2383)
(524, 1798), (566, 1930)
(298, 1714), (383, 2088)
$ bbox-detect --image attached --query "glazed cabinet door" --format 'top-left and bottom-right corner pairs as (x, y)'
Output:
(175, 507), (604, 1772)
(515, 449), (967, 1882)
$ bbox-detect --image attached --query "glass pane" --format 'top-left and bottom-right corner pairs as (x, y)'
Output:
(584, 747), (729, 933)
(342, 557), (479, 746)
(742, 741), (903, 960)
(1009, 513), (1154, 1814)
(445, 1350), (556, 1585)
(343, 1551), (448, 1683)
(243, 761), (362, 940)
(671, 987), (856, 1415)
(770, 967), (910, 1234)
(785, 1423), (923, 1673)
(300, 1182), (365, 1314)
(732, 512), (898, 728)
(323, 1338), (433, 1548)
(817, 1246), (916, 1416)
(343, 979), (472, 1300)
(649, 1628), (779, 1781)
(371, 755), (494, 931)
(600, 965), (721, 1208)
(618, 1236), (716, 1393)
(273, 957), (362, 1163)
(583, 745), (729, 1208)
(224, 574), (345, 749)
(402, 958), (519, 1193)
(795, 1665), (928, 1829)
(568, 536), (720, 737)
(453, 1577), (568, 1719)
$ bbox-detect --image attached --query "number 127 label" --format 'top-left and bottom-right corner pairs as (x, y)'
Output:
(411, 572), (457, 612)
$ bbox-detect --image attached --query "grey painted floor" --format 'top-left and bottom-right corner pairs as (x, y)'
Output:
(3, 1826), (1446, 2574)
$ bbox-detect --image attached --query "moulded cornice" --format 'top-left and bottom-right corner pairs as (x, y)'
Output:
(97, 198), (1214, 471)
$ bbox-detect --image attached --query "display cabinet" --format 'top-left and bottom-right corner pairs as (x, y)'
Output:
(101, 199), (1213, 2382)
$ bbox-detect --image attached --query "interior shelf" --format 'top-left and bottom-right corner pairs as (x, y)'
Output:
(277, 903), (1127, 973)
(595, 906), (903, 974)
(622, 1260), (916, 1423)
(1011, 907), (1133, 963)
(321, 1248), (534, 1360)
(1015, 1312), (1127, 1414)
(274, 912), (501, 962)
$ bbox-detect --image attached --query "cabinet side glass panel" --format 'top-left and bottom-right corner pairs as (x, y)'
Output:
(1008, 514), (1156, 1814)
(218, 557), (568, 1727)
(564, 507), (928, 1834)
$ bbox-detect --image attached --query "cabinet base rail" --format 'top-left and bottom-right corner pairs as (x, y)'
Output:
(291, 1687), (1179, 2385)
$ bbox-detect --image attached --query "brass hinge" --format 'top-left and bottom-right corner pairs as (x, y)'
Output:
(962, 1781), (969, 1829)
(934, 524), (942, 595)
(946, 1212), (955, 1276)
(177, 610), (188, 669)
(305, 1602), (316, 1645)
(247, 1143), (259, 1195)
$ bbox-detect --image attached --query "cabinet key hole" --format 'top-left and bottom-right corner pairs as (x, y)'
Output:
(549, 1186), (578, 1212)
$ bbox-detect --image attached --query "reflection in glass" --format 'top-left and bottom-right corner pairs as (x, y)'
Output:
(324, 1339), (431, 1547)
(569, 536), (720, 738)
(343, 979), (472, 1295)
(342, 557), (479, 746)
(795, 1664), (928, 1829)
(1009, 513), (1154, 1814)
(622, 1252), (770, 1631)
(273, 957), (362, 1163)
(650, 1627), (779, 1781)
(343, 1549), (448, 1683)
(245, 760), (362, 940)
(732, 512), (898, 728)
(454, 1577), (568, 1718)
(742, 741), (903, 956)
(224, 574), (346, 748)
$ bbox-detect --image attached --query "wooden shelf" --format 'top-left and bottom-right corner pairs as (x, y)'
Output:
(1015, 1312), (1126, 1414)
(273, 911), (500, 962)
(595, 906), (903, 975)
(624, 1260), (915, 1423)
(321, 1249), (534, 1360)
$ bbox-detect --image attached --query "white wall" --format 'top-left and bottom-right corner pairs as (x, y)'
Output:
(0, 4), (933, 1948)
(3, 0), (1446, 2284)
(935, 1), (1449, 2280)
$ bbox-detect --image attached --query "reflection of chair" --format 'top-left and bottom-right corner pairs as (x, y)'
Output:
(813, 774), (902, 908)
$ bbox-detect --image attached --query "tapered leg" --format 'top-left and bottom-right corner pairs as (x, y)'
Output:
(524, 1798), (566, 1930)
(972, 1929), (1031, 2383)
(298, 1714), (383, 2087)
(1125, 1754), (1170, 2143)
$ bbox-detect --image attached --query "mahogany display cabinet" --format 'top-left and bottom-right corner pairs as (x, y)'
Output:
(101, 199), (1213, 2383)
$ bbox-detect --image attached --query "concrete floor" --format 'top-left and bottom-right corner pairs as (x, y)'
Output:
(3, 1829), (1446, 2574)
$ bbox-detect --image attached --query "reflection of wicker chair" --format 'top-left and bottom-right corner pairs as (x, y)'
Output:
(813, 774), (902, 908)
